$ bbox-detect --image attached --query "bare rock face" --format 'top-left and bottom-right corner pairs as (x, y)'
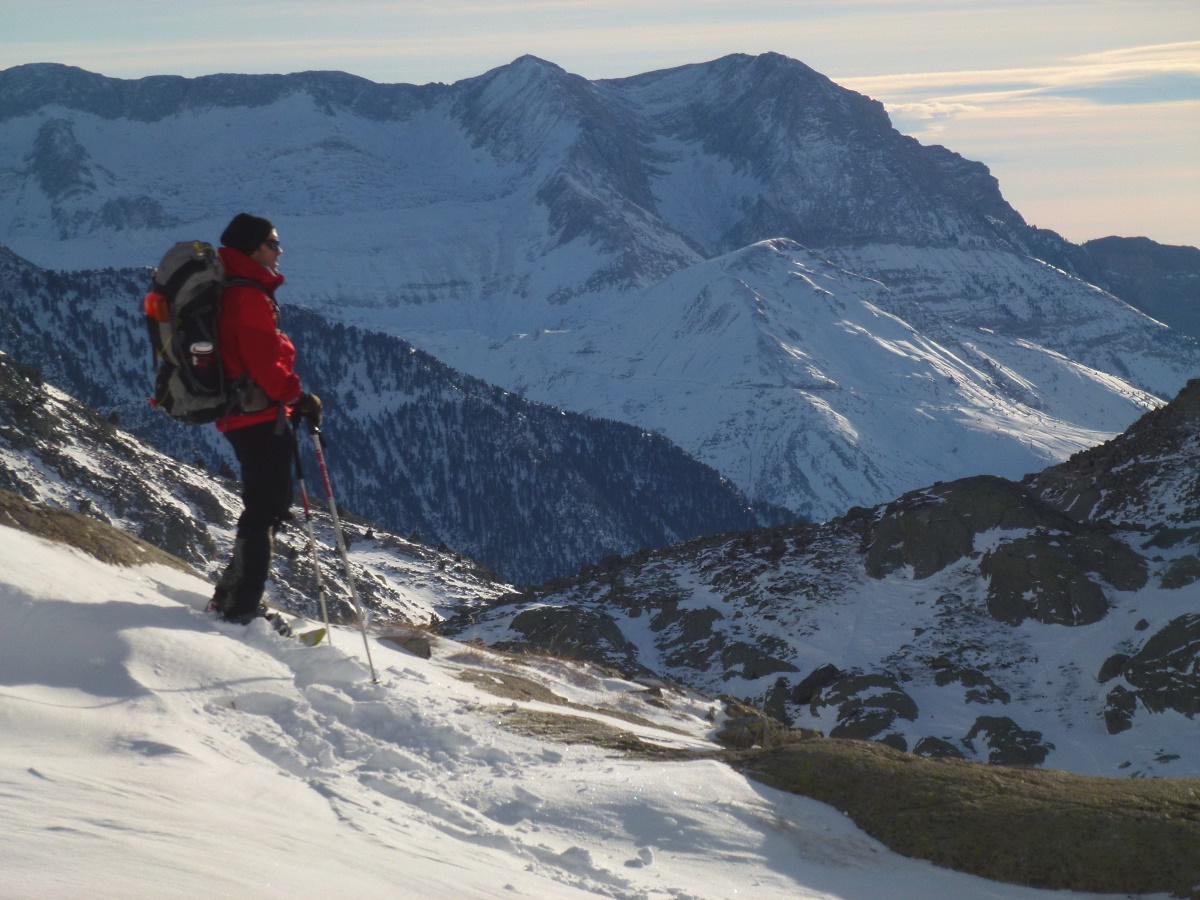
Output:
(964, 716), (1055, 766)
(1027, 377), (1200, 530)
(810, 672), (919, 746)
(501, 604), (648, 673)
(1162, 554), (1200, 589)
(1104, 685), (1138, 735)
(864, 476), (1076, 580)
(980, 532), (1146, 626)
(1121, 615), (1200, 719)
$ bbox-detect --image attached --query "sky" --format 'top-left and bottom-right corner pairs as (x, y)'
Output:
(2, 0), (1198, 248)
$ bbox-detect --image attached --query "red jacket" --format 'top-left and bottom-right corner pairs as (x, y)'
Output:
(216, 247), (302, 432)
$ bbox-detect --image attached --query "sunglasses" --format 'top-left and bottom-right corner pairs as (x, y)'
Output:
(263, 239), (281, 251)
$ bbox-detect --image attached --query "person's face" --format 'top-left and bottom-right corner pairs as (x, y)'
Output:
(250, 229), (282, 272)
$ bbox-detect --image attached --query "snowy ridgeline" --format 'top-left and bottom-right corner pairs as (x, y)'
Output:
(0, 525), (1120, 900)
(3, 57), (1198, 526)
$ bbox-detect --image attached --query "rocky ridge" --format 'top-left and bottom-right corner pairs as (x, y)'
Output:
(448, 379), (1200, 776)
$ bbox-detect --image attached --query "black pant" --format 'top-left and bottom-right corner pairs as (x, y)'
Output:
(213, 418), (294, 616)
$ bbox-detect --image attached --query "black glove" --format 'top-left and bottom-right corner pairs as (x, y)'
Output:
(291, 392), (323, 427)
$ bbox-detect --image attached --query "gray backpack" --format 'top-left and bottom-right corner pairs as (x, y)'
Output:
(143, 241), (264, 424)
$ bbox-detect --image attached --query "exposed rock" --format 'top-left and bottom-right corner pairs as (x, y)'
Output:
(383, 629), (435, 660)
(714, 696), (793, 749)
(812, 673), (918, 742)
(1123, 614), (1200, 717)
(980, 532), (1146, 626)
(1097, 653), (1130, 684)
(791, 662), (842, 704)
(1028, 378), (1200, 529)
(913, 736), (965, 760)
(0, 487), (196, 573)
(718, 640), (798, 681)
(501, 604), (647, 673)
(964, 716), (1054, 766)
(1162, 554), (1200, 589)
(933, 666), (1010, 704)
(866, 476), (1076, 580)
(1104, 685), (1138, 735)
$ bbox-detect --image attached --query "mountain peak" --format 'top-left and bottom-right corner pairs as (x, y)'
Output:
(463, 54), (577, 94)
(506, 54), (566, 74)
(452, 54), (605, 166)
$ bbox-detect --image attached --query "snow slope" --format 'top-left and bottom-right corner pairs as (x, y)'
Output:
(402, 240), (1175, 517)
(0, 525), (1135, 899)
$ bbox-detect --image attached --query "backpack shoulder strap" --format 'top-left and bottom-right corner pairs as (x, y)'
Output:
(222, 277), (259, 291)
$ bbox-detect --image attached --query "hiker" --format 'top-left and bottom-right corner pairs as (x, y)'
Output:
(210, 213), (322, 624)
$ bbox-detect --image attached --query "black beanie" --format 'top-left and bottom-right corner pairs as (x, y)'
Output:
(220, 213), (274, 256)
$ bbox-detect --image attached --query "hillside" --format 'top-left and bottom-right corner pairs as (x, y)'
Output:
(3, 456), (1200, 897)
(1074, 236), (1200, 340)
(449, 376), (1200, 780)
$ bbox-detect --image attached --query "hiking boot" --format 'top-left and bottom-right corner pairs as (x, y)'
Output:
(220, 604), (269, 625)
(265, 612), (293, 638)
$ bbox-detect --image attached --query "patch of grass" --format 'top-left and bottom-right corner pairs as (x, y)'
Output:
(489, 707), (698, 758)
(457, 668), (692, 736)
(0, 489), (197, 574)
(739, 735), (1200, 897)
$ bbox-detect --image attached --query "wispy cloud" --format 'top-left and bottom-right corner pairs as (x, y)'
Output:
(842, 40), (1200, 122)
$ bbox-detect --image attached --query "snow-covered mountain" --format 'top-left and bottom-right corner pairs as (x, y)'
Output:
(2, 56), (1196, 521)
(0, 245), (782, 584)
(4, 377), (1198, 897)
(450, 376), (1200, 780)
(8, 282), (1193, 781)
(4, 282), (1199, 895)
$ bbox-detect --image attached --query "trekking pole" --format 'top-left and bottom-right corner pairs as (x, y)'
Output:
(291, 422), (332, 642)
(306, 423), (379, 683)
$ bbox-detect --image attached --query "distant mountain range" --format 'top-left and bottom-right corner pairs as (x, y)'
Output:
(1, 55), (1197, 525)
(1073, 236), (1200, 340)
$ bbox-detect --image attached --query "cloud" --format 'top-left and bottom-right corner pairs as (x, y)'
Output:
(842, 40), (1200, 121)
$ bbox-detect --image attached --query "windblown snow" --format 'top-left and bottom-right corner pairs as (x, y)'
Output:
(0, 527), (1131, 899)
